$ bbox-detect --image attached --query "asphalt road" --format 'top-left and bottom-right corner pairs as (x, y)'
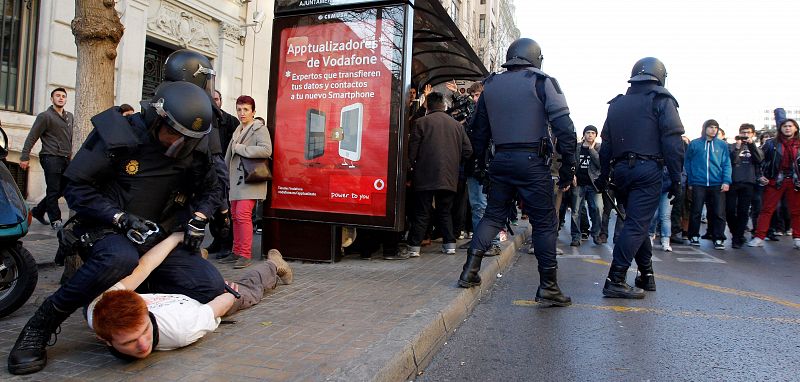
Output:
(420, 228), (800, 381)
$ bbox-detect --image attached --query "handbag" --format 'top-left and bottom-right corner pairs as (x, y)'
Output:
(237, 124), (272, 183)
(241, 157), (271, 183)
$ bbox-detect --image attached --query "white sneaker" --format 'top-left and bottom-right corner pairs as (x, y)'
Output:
(661, 238), (672, 252)
(747, 237), (764, 247)
(442, 248), (456, 255)
(794, 238), (800, 249)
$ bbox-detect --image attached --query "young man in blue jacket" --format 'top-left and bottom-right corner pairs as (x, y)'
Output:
(684, 119), (732, 249)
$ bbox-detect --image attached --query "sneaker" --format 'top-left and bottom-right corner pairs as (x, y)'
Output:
(794, 238), (800, 249)
(267, 249), (293, 284)
(485, 244), (501, 257)
(660, 238), (672, 252)
(731, 239), (743, 249)
(713, 240), (724, 250)
(458, 231), (466, 240)
(597, 233), (608, 244)
(443, 248), (457, 255)
(528, 246), (535, 254)
(570, 239), (581, 247)
(215, 249), (232, 260)
(767, 232), (780, 241)
(670, 234), (685, 244)
(774, 231), (784, 236)
(218, 254), (240, 264)
(747, 237), (764, 247)
(31, 208), (48, 225)
(581, 233), (589, 241)
(50, 219), (63, 230)
(556, 247), (564, 255)
(234, 256), (253, 269)
(466, 232), (473, 239)
(383, 251), (411, 260)
(689, 236), (700, 246)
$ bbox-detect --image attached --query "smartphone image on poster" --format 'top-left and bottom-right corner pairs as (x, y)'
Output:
(339, 103), (363, 162)
(305, 109), (326, 160)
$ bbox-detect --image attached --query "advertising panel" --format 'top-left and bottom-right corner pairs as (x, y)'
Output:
(269, 7), (405, 224)
(275, 0), (398, 14)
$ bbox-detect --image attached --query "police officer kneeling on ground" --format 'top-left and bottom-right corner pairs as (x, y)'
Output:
(596, 57), (685, 299)
(458, 38), (578, 307)
(8, 81), (222, 375)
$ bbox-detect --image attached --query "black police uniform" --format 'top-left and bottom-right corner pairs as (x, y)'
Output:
(598, 82), (685, 286)
(470, 67), (577, 272)
(49, 108), (224, 314)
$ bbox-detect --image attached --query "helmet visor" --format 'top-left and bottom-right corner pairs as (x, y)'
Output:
(194, 65), (216, 98)
(150, 98), (210, 139)
(162, 130), (202, 159)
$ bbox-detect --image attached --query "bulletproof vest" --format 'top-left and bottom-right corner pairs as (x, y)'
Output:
(105, 142), (198, 222)
(605, 92), (661, 158)
(482, 70), (549, 145)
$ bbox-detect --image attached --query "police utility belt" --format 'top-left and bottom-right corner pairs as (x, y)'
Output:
(611, 152), (664, 167)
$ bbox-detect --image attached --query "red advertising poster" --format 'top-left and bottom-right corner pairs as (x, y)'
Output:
(271, 10), (399, 217)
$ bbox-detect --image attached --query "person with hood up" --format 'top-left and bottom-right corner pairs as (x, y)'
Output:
(684, 119), (731, 249)
(748, 114), (800, 249)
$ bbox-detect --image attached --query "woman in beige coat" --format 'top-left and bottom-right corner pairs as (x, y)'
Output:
(219, 95), (272, 269)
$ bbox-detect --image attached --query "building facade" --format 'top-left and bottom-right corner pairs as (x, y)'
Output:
(1, 0), (274, 201)
(440, 0), (520, 72)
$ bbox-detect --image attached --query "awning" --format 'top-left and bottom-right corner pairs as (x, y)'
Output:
(411, 0), (488, 87)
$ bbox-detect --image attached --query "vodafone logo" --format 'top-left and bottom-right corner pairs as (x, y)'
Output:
(373, 179), (385, 191)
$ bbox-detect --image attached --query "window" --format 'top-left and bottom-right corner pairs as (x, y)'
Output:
(449, 1), (459, 22)
(1, 0), (38, 113)
(479, 14), (485, 38)
(480, 0), (485, 4)
(141, 41), (176, 101)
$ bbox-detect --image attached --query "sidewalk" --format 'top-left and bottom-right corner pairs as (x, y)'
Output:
(2, 205), (530, 381)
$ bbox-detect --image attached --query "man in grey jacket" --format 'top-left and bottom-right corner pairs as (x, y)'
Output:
(570, 125), (603, 246)
(20, 88), (74, 229)
(398, 91), (472, 259)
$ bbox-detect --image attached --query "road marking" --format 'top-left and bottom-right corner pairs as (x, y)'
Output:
(581, 259), (800, 310)
(671, 246), (727, 263)
(511, 300), (800, 325)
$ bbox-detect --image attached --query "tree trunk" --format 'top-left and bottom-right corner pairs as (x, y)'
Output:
(61, 0), (124, 284)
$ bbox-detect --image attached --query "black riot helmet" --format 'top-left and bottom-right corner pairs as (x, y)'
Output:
(140, 81), (213, 158)
(501, 38), (543, 69)
(628, 57), (667, 86)
(163, 49), (216, 95)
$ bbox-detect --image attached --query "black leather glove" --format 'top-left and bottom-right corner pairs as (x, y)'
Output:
(668, 180), (682, 203)
(210, 209), (232, 240)
(558, 164), (575, 189)
(183, 215), (209, 252)
(115, 213), (152, 234)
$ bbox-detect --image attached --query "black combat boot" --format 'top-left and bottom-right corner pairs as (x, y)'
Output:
(8, 299), (70, 375)
(535, 267), (572, 307)
(634, 263), (656, 291)
(458, 249), (484, 288)
(602, 265), (645, 299)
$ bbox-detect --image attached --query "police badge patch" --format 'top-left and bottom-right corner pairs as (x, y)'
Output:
(125, 160), (139, 175)
(192, 118), (203, 131)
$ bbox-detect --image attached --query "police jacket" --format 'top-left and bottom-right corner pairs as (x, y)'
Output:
(471, 67), (576, 169)
(63, 107), (221, 230)
(599, 82), (685, 184)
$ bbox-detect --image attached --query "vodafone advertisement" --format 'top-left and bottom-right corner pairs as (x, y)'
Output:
(271, 12), (397, 217)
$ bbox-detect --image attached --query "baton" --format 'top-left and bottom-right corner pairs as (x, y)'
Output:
(591, 179), (626, 221)
(225, 283), (241, 299)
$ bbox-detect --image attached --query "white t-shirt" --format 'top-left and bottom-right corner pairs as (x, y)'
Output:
(87, 282), (221, 350)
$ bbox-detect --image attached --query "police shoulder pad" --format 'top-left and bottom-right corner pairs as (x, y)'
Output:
(607, 94), (624, 104)
(482, 72), (497, 84)
(91, 107), (144, 149)
(648, 86), (679, 107)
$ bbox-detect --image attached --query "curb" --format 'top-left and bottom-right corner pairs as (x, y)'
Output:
(328, 224), (531, 381)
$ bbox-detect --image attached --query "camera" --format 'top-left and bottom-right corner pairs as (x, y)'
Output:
(735, 135), (748, 141)
(446, 94), (474, 122)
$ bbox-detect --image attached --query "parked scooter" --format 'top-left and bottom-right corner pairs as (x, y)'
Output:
(0, 123), (38, 318)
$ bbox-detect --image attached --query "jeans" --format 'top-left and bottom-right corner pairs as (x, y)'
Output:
(33, 154), (70, 222)
(649, 192), (672, 238)
(688, 186), (726, 240)
(231, 199), (257, 259)
(725, 182), (754, 241)
(466, 176), (487, 231)
(754, 180), (800, 239)
(138, 244), (226, 303)
(570, 185), (603, 240)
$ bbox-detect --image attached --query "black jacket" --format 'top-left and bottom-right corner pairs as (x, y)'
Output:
(729, 141), (763, 184)
(408, 111), (472, 192)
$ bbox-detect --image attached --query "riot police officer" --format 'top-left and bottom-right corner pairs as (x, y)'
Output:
(162, 49), (235, 259)
(8, 82), (222, 375)
(596, 57), (685, 299)
(458, 38), (577, 307)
